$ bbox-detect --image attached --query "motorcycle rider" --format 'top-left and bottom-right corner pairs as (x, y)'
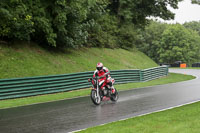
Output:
(92, 62), (115, 94)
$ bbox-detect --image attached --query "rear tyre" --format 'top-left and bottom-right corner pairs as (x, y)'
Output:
(91, 89), (101, 105)
(110, 88), (119, 102)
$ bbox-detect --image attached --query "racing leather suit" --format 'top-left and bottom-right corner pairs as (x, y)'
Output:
(93, 67), (115, 90)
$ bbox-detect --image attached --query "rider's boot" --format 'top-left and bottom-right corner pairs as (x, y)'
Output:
(111, 86), (115, 94)
(106, 84), (115, 94)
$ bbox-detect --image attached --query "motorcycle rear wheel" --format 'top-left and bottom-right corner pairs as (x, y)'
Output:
(91, 89), (101, 105)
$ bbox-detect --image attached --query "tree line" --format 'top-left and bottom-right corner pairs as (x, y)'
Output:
(0, 0), (181, 47)
(137, 21), (200, 65)
(0, 0), (200, 65)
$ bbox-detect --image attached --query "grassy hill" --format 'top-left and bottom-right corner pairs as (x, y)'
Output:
(0, 41), (157, 79)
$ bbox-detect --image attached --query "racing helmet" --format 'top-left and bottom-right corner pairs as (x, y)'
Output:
(96, 62), (103, 71)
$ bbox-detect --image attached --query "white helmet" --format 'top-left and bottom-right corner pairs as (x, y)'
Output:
(96, 62), (103, 71)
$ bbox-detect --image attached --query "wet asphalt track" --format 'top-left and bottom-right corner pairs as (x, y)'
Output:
(0, 69), (200, 133)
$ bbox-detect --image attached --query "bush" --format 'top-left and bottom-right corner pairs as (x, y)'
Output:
(0, 1), (34, 41)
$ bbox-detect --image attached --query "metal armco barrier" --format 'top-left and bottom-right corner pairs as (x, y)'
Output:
(0, 66), (168, 100)
(192, 63), (200, 67)
(141, 66), (168, 81)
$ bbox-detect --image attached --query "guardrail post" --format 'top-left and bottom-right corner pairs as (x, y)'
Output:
(166, 66), (169, 76)
(139, 70), (144, 82)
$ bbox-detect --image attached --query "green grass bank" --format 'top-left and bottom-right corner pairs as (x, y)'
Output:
(0, 42), (157, 79)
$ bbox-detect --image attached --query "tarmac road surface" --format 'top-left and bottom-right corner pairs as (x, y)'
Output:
(0, 69), (200, 133)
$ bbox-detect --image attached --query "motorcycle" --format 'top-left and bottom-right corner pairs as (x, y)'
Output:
(88, 74), (119, 105)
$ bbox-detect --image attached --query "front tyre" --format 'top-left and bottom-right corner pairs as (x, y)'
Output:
(110, 89), (119, 102)
(91, 89), (101, 105)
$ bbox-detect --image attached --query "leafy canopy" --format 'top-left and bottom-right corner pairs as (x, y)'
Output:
(158, 24), (200, 64)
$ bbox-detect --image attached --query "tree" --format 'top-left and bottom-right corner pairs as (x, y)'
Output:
(158, 24), (200, 65)
(183, 21), (200, 35)
(137, 21), (168, 63)
(0, 0), (35, 41)
(191, 0), (200, 4)
(109, 0), (183, 26)
(0, 0), (110, 48)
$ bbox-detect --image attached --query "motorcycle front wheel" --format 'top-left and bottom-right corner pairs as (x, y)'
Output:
(91, 89), (101, 105)
(110, 88), (119, 102)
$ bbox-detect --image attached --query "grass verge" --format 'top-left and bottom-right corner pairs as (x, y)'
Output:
(78, 101), (200, 133)
(0, 73), (195, 109)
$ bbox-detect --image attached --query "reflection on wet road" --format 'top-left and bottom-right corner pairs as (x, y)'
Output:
(0, 69), (200, 133)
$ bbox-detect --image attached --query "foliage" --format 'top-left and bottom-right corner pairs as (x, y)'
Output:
(183, 21), (200, 35)
(29, 0), (57, 46)
(0, 0), (109, 47)
(158, 24), (200, 64)
(117, 23), (139, 49)
(0, 0), (34, 41)
(191, 0), (200, 4)
(87, 14), (119, 48)
(137, 21), (200, 65)
(137, 21), (169, 63)
(0, 0), (183, 48)
(108, 0), (183, 26)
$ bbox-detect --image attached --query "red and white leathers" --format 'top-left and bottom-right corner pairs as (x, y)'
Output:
(93, 67), (115, 91)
